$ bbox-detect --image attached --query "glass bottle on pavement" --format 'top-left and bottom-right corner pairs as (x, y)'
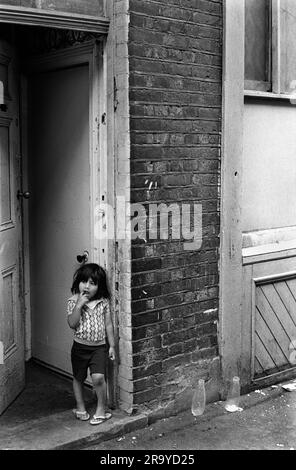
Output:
(225, 376), (241, 411)
(191, 378), (206, 416)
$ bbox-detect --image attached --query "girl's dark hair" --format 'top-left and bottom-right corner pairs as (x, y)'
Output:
(71, 263), (110, 300)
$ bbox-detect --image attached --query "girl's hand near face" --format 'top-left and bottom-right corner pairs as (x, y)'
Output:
(68, 292), (89, 329)
(76, 291), (90, 308)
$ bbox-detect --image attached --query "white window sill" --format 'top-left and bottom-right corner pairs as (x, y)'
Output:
(242, 226), (296, 264)
(242, 226), (296, 249)
(244, 90), (296, 101)
(243, 239), (296, 257)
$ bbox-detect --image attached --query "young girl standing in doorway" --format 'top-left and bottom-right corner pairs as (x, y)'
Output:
(67, 263), (115, 425)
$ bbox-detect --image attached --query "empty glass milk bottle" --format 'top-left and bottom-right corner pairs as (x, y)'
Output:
(191, 378), (206, 416)
(225, 376), (241, 412)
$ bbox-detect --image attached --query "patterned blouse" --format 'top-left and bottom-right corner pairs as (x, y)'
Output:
(67, 294), (109, 346)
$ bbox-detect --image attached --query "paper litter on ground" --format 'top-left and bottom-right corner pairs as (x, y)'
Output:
(281, 381), (296, 392)
(254, 389), (266, 395)
(225, 404), (243, 412)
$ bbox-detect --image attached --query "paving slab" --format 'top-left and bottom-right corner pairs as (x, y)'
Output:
(0, 407), (148, 450)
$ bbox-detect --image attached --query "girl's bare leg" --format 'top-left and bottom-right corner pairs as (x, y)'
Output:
(91, 373), (106, 416)
(73, 377), (86, 412)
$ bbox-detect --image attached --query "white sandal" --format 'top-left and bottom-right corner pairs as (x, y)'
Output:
(72, 409), (90, 421)
(90, 412), (112, 425)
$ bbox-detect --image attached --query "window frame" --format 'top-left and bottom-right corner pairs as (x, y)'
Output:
(244, 0), (296, 100)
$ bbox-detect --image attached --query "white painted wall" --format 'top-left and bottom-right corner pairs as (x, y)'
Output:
(28, 65), (91, 374)
(242, 102), (296, 233)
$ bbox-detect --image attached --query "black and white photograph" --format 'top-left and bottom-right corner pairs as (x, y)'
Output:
(0, 0), (295, 456)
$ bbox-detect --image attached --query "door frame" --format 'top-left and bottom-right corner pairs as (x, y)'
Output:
(219, 0), (245, 395)
(0, 6), (122, 409)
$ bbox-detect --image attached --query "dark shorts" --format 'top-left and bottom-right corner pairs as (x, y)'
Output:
(71, 341), (107, 383)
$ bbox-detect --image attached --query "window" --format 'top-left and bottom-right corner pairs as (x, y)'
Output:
(245, 0), (296, 95)
(245, 0), (271, 91)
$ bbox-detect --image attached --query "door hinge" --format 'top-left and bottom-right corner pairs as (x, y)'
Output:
(114, 77), (118, 111)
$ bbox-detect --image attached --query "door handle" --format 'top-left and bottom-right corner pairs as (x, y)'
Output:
(76, 250), (89, 264)
(17, 190), (30, 199)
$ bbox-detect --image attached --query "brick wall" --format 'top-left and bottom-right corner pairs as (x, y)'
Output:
(128, 0), (223, 409)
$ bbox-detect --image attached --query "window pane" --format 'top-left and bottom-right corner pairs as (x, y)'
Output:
(280, 0), (296, 93)
(245, 0), (270, 85)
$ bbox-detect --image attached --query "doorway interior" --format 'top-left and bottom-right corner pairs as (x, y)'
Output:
(0, 23), (109, 414)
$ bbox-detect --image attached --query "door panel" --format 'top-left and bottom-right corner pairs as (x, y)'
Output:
(28, 64), (91, 374)
(0, 39), (25, 415)
(0, 125), (11, 223)
(254, 279), (296, 379)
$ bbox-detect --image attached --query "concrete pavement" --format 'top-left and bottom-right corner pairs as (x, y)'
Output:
(0, 361), (296, 450)
(85, 386), (296, 450)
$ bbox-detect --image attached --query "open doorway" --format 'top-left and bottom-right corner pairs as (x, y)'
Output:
(0, 23), (109, 414)
(24, 26), (93, 375)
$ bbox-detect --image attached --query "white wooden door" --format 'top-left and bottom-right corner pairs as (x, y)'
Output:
(28, 63), (91, 374)
(0, 39), (25, 415)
